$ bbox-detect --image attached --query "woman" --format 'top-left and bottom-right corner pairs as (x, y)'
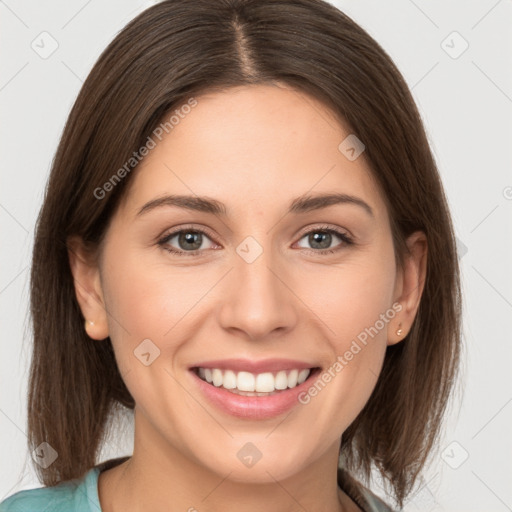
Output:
(0, 0), (461, 511)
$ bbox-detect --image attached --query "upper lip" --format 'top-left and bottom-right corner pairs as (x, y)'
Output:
(190, 358), (319, 374)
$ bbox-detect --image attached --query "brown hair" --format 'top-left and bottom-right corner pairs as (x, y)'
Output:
(27, 0), (462, 507)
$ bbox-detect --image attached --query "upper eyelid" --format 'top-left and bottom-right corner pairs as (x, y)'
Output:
(295, 223), (352, 239)
(159, 224), (218, 244)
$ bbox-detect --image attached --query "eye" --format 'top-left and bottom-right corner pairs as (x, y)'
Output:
(157, 224), (354, 257)
(295, 225), (354, 255)
(157, 226), (217, 257)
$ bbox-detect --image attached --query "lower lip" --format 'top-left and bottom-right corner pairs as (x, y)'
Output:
(189, 368), (320, 420)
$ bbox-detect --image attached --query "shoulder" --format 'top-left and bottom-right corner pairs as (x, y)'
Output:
(338, 467), (396, 512)
(0, 467), (101, 512)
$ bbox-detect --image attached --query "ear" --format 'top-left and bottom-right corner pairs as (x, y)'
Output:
(388, 230), (427, 346)
(67, 235), (109, 340)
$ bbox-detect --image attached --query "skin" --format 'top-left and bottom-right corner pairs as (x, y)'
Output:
(68, 84), (427, 512)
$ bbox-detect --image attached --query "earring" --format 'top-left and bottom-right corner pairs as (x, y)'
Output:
(396, 323), (403, 336)
(85, 320), (95, 329)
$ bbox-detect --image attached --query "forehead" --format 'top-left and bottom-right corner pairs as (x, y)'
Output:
(119, 84), (388, 222)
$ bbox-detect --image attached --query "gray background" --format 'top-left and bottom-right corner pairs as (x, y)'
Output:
(1, 0), (511, 510)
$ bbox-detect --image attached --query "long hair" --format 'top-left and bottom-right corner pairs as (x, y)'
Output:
(28, 0), (462, 507)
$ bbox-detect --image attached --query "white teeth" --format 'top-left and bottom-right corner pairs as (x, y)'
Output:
(288, 369), (298, 388)
(196, 367), (313, 393)
(237, 371), (255, 391)
(223, 370), (237, 389)
(255, 372), (274, 392)
(297, 368), (310, 384)
(274, 370), (288, 390)
(212, 368), (223, 387)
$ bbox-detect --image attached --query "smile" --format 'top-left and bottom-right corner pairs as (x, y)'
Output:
(194, 367), (312, 395)
(188, 360), (322, 420)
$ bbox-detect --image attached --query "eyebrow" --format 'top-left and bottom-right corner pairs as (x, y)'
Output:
(136, 192), (374, 218)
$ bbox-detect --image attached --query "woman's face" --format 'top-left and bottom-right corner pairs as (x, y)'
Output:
(73, 84), (424, 483)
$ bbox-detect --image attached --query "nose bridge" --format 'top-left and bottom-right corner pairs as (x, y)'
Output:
(217, 234), (297, 340)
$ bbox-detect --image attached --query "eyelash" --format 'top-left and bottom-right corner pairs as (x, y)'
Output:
(157, 224), (354, 258)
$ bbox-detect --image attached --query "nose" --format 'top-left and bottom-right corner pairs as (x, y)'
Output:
(217, 245), (298, 342)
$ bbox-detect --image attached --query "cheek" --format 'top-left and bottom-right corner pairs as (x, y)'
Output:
(297, 280), (391, 439)
(99, 249), (185, 379)
(99, 257), (194, 417)
(293, 249), (396, 427)
(102, 243), (212, 338)
(299, 250), (396, 348)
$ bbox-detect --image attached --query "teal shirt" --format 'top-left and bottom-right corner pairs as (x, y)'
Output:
(0, 462), (394, 512)
(0, 467), (102, 512)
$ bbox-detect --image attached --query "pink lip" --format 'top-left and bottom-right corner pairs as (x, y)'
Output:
(189, 358), (316, 374)
(188, 366), (321, 420)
